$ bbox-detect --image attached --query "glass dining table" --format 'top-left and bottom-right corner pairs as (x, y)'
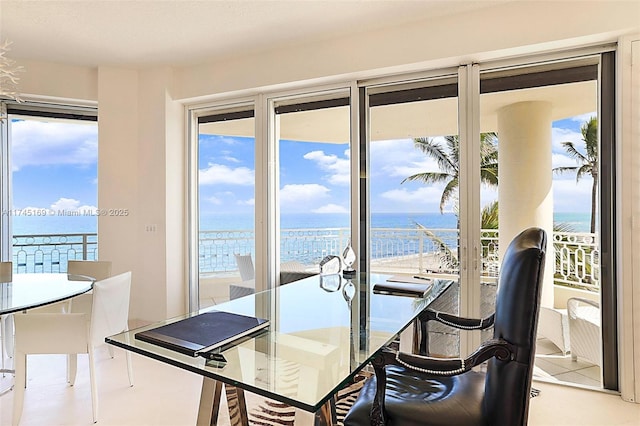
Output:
(1, 273), (95, 394)
(107, 272), (452, 425)
(0, 273), (94, 315)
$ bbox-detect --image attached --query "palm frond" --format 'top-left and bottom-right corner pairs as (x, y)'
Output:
(440, 179), (459, 213)
(553, 166), (578, 175)
(413, 137), (457, 174)
(401, 171), (452, 185)
(413, 221), (459, 270)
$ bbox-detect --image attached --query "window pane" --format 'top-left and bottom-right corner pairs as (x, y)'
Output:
(9, 114), (98, 272)
(198, 111), (255, 308)
(368, 77), (461, 356)
(276, 94), (351, 282)
(480, 59), (602, 388)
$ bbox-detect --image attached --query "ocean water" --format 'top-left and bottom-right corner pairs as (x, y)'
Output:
(11, 211), (591, 273)
(11, 211), (591, 235)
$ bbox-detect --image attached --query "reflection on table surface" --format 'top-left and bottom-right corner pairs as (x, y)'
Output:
(0, 273), (94, 314)
(107, 272), (452, 412)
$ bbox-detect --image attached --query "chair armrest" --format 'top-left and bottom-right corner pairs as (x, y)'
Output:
(419, 308), (495, 330)
(369, 339), (515, 426)
(415, 309), (495, 355)
(567, 297), (599, 311)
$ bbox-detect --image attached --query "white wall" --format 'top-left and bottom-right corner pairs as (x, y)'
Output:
(97, 67), (140, 310)
(174, 1), (640, 101)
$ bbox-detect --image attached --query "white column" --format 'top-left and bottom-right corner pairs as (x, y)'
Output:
(497, 101), (554, 308)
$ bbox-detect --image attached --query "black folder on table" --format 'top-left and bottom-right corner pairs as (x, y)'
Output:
(135, 311), (269, 357)
(373, 280), (432, 298)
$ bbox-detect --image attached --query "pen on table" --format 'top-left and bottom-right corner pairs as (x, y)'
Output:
(413, 275), (431, 280)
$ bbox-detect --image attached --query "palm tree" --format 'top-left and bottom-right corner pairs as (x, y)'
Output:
(553, 117), (598, 233)
(402, 134), (499, 213)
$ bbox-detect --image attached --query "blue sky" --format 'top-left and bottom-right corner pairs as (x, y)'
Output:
(197, 112), (596, 216)
(10, 118), (98, 214)
(9, 112), (594, 220)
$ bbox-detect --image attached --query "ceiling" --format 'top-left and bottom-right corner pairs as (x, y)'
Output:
(0, 0), (509, 68)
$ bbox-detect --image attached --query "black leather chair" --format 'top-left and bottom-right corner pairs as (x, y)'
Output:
(344, 227), (547, 426)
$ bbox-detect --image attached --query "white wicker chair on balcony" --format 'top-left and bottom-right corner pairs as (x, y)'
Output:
(567, 297), (601, 367)
(538, 306), (570, 355)
(12, 271), (134, 425)
(230, 254), (255, 300)
(234, 253), (255, 282)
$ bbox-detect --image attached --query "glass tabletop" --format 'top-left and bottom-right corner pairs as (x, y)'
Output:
(107, 272), (452, 412)
(0, 273), (94, 314)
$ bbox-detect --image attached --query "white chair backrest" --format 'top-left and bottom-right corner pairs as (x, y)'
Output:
(0, 261), (12, 281)
(90, 271), (131, 347)
(234, 254), (255, 281)
(68, 260), (112, 281)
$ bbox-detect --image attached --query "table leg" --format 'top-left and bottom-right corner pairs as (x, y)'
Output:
(196, 378), (223, 426)
(314, 398), (336, 426)
(225, 385), (249, 426)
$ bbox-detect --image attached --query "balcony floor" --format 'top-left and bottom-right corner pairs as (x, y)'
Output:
(535, 337), (602, 388)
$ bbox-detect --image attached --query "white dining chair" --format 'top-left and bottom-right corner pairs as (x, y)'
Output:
(12, 271), (134, 425)
(23, 260), (115, 381)
(66, 259), (113, 314)
(30, 260), (113, 314)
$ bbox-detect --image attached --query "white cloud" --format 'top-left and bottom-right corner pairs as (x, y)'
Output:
(222, 155), (242, 163)
(51, 198), (80, 211)
(552, 152), (582, 170)
(204, 195), (223, 205)
(370, 138), (442, 181)
(313, 203), (348, 213)
(43, 198), (97, 214)
(303, 150), (350, 185)
(11, 120), (98, 170)
(279, 184), (329, 205)
(571, 112), (596, 123)
(238, 198), (255, 206)
(552, 126), (582, 153)
(199, 163), (254, 185)
(553, 178), (592, 212)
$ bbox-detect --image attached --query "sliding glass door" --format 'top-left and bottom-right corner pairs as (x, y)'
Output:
(364, 75), (463, 355)
(272, 90), (352, 283)
(478, 54), (616, 390)
(195, 105), (255, 309)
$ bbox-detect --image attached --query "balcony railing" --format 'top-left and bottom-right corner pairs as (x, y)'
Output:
(11, 233), (98, 273)
(10, 228), (599, 291)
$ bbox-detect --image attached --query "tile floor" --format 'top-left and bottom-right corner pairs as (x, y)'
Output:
(534, 337), (602, 388)
(0, 340), (638, 425)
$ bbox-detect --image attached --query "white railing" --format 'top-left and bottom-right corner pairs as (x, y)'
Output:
(553, 231), (599, 291)
(198, 227), (599, 290)
(11, 233), (98, 273)
(10, 228), (599, 290)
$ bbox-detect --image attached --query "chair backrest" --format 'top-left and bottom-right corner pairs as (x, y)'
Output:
(234, 253), (255, 281)
(484, 227), (546, 425)
(89, 271), (131, 347)
(0, 261), (12, 281)
(68, 260), (112, 281)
